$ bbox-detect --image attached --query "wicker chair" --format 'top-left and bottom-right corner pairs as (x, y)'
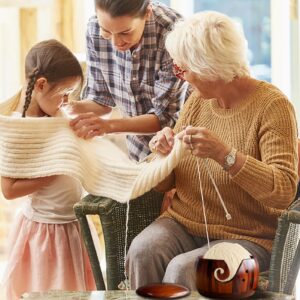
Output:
(74, 186), (300, 294)
(74, 190), (164, 290)
(267, 185), (300, 294)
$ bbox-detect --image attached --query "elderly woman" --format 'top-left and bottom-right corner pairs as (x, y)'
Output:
(126, 11), (298, 290)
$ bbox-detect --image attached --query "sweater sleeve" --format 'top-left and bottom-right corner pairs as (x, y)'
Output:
(231, 96), (298, 209)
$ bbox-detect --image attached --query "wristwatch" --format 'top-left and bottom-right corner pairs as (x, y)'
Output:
(223, 148), (237, 171)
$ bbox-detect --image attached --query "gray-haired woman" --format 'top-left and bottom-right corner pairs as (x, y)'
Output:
(126, 11), (298, 290)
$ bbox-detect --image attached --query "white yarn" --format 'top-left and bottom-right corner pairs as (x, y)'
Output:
(0, 94), (188, 203)
(196, 157), (210, 248)
(203, 159), (232, 220)
(203, 242), (252, 282)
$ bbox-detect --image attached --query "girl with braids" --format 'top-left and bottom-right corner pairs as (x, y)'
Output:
(1, 39), (96, 299)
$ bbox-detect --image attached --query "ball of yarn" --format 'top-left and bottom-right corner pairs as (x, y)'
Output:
(203, 242), (252, 282)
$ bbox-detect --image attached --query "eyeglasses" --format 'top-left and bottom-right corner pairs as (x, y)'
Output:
(172, 63), (186, 80)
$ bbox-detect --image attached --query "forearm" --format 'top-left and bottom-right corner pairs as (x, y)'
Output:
(231, 155), (298, 208)
(214, 147), (297, 208)
(108, 114), (161, 134)
(71, 99), (112, 117)
(1, 176), (56, 200)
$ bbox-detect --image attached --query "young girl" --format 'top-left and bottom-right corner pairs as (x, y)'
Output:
(1, 39), (96, 299)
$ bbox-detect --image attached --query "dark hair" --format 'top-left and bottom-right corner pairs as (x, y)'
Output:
(22, 39), (83, 117)
(94, 0), (150, 18)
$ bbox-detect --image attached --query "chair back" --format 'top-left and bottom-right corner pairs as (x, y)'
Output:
(74, 190), (164, 290)
(268, 183), (300, 294)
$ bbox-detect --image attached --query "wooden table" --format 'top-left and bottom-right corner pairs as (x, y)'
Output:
(21, 290), (295, 299)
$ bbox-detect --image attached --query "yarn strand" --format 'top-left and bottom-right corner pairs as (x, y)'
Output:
(203, 159), (232, 220)
(196, 158), (210, 248)
(123, 200), (130, 290)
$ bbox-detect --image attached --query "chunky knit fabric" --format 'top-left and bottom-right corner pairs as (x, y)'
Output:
(162, 81), (298, 252)
(0, 92), (187, 203)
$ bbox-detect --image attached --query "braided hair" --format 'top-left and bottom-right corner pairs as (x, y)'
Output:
(22, 68), (39, 118)
(22, 39), (83, 117)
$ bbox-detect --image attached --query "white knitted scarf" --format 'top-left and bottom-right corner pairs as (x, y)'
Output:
(0, 92), (188, 202)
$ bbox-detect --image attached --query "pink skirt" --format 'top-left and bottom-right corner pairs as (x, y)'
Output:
(2, 213), (96, 300)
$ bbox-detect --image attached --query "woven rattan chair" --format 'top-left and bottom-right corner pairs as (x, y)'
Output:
(74, 189), (164, 290)
(74, 186), (300, 294)
(267, 185), (300, 294)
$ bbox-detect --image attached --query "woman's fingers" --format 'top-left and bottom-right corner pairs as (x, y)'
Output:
(156, 133), (172, 154)
(177, 126), (210, 155)
(149, 127), (175, 154)
(158, 128), (175, 153)
(69, 112), (96, 128)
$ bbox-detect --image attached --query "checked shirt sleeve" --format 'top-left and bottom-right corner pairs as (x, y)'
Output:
(148, 51), (188, 127)
(147, 49), (189, 129)
(83, 22), (116, 108)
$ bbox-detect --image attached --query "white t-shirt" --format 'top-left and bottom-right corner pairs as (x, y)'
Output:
(23, 175), (83, 224)
(10, 111), (83, 224)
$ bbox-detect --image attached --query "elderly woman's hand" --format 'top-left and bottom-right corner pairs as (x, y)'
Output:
(177, 126), (231, 164)
(149, 127), (175, 155)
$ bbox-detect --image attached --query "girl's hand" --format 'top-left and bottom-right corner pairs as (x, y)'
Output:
(177, 126), (231, 164)
(70, 112), (111, 139)
(149, 127), (175, 155)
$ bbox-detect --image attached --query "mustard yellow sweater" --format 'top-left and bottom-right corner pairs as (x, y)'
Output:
(162, 81), (298, 252)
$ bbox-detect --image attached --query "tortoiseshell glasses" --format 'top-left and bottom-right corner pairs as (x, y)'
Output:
(172, 63), (186, 80)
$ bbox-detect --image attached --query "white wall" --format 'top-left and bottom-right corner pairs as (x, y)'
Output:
(271, 0), (300, 128)
(0, 7), (20, 100)
(271, 0), (291, 98)
(170, 0), (194, 17)
(0, 1), (56, 101)
(290, 0), (300, 128)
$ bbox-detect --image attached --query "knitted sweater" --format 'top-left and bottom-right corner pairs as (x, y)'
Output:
(162, 81), (298, 252)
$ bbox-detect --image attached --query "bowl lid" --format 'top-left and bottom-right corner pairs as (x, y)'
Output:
(136, 283), (190, 299)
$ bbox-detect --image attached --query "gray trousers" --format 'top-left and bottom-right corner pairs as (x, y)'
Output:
(125, 217), (270, 290)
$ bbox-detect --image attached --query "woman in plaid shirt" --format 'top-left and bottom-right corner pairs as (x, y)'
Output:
(70, 0), (189, 161)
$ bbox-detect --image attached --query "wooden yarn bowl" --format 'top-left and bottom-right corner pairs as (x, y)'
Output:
(196, 256), (259, 299)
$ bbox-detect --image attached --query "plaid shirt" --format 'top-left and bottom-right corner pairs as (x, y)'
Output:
(84, 2), (189, 161)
